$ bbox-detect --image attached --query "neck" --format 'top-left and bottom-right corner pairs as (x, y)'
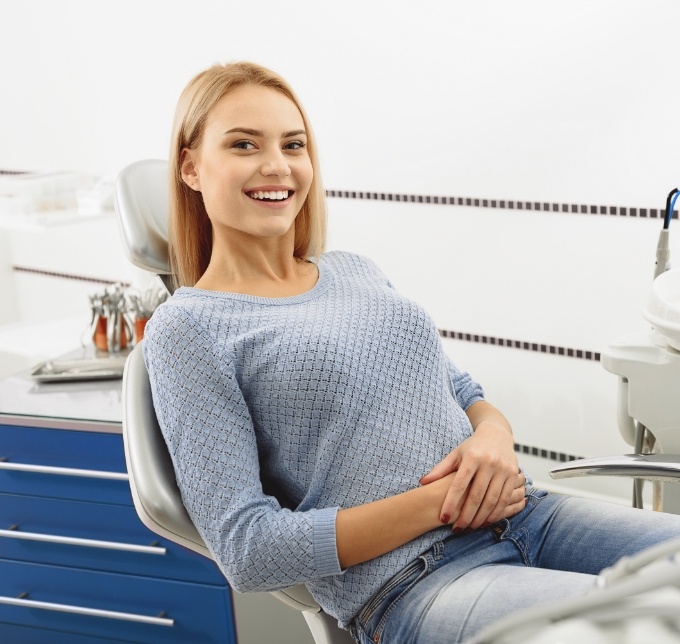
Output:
(194, 229), (316, 297)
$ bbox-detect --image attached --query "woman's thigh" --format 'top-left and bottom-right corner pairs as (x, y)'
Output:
(352, 492), (680, 643)
(523, 493), (680, 574)
(378, 563), (595, 644)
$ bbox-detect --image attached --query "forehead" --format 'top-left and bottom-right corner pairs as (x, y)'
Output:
(205, 84), (305, 132)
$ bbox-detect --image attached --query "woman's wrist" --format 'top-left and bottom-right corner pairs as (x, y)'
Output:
(335, 475), (455, 568)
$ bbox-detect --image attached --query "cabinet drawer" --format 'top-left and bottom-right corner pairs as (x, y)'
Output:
(0, 425), (131, 505)
(0, 559), (236, 643)
(0, 622), (122, 643)
(0, 493), (226, 585)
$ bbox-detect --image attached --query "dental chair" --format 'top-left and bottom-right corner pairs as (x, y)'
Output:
(115, 159), (354, 644)
(550, 268), (680, 513)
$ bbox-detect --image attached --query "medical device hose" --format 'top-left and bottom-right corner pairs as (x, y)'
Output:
(654, 188), (678, 278)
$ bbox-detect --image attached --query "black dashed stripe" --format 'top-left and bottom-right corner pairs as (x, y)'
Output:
(439, 329), (600, 362)
(514, 443), (583, 463)
(12, 266), (131, 287)
(326, 190), (676, 220)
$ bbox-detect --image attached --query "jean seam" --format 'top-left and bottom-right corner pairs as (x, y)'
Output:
(525, 487), (548, 505)
(500, 525), (532, 567)
(355, 558), (424, 626)
(372, 554), (432, 642)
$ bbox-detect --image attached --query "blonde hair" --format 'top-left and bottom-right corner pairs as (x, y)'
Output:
(169, 62), (327, 287)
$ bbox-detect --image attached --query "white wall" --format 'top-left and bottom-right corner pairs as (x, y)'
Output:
(2, 0), (680, 501)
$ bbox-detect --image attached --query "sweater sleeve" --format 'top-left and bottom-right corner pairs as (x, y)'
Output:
(444, 354), (485, 411)
(142, 304), (343, 592)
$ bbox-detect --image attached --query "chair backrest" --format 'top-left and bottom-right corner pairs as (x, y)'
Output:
(115, 160), (354, 644)
(122, 342), (210, 555)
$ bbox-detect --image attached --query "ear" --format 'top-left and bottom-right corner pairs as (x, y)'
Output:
(180, 149), (201, 192)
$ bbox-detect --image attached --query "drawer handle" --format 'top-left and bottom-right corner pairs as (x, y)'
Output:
(0, 594), (174, 626)
(0, 460), (128, 481)
(0, 528), (167, 555)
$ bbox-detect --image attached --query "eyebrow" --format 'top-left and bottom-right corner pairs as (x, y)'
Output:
(223, 128), (307, 138)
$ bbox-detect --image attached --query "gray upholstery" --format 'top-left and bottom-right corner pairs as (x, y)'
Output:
(116, 160), (354, 644)
(122, 343), (208, 554)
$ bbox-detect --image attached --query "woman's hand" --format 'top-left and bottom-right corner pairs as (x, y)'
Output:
(419, 420), (526, 531)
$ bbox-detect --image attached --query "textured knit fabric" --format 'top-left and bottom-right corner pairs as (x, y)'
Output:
(143, 250), (486, 627)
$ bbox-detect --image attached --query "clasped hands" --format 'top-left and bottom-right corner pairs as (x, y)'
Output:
(419, 421), (527, 532)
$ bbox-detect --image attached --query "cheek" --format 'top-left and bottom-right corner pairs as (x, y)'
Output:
(298, 159), (314, 193)
(201, 167), (242, 201)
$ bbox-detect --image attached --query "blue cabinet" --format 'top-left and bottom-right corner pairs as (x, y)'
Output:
(0, 423), (237, 643)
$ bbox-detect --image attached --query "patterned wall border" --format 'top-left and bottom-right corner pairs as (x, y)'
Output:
(439, 329), (600, 362)
(514, 443), (583, 463)
(326, 190), (677, 220)
(12, 266), (130, 288)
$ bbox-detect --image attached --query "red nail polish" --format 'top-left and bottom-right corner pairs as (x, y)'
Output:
(440, 514), (450, 524)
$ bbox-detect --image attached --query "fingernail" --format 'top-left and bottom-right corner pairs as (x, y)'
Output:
(452, 527), (462, 534)
(481, 522), (490, 529)
(440, 514), (450, 524)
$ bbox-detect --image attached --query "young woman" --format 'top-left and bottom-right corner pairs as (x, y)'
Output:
(143, 62), (680, 643)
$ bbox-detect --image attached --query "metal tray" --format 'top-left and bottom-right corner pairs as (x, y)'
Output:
(30, 355), (129, 382)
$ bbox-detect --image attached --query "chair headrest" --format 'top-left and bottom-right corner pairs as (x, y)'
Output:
(115, 159), (171, 276)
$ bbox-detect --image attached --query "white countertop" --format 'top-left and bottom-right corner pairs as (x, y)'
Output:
(0, 346), (124, 433)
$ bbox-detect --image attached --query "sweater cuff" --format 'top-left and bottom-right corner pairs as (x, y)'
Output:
(462, 393), (485, 412)
(313, 507), (343, 577)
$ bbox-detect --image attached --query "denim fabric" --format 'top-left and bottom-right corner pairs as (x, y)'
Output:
(349, 489), (680, 644)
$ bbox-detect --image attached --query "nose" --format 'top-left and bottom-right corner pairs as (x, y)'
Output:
(260, 148), (291, 177)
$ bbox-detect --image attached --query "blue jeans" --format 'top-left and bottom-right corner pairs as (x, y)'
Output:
(349, 489), (680, 644)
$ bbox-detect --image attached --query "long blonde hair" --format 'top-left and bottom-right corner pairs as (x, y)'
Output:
(169, 62), (327, 287)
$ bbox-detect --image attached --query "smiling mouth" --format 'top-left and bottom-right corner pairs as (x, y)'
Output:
(246, 190), (293, 201)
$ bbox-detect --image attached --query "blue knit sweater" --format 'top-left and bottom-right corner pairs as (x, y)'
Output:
(143, 251), (485, 627)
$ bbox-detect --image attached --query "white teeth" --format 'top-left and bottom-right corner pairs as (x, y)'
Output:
(249, 190), (289, 201)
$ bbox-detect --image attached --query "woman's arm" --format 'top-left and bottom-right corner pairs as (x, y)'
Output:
(145, 307), (344, 591)
(335, 400), (523, 568)
(419, 400), (525, 532)
(335, 474), (454, 568)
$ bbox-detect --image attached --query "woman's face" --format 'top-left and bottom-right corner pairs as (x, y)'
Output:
(182, 84), (313, 245)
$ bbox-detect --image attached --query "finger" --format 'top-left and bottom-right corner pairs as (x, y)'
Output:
(481, 476), (522, 526)
(420, 450), (460, 485)
(466, 473), (516, 529)
(451, 470), (495, 530)
(499, 496), (527, 520)
(438, 466), (475, 525)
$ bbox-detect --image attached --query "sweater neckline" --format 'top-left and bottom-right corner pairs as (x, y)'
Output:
(175, 256), (332, 306)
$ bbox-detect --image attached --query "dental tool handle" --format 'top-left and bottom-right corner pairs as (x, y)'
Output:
(654, 229), (670, 279)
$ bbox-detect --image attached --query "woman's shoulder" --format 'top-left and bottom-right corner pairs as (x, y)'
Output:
(320, 250), (384, 276)
(143, 291), (211, 347)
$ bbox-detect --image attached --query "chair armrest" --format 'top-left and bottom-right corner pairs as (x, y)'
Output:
(550, 454), (680, 483)
(271, 586), (321, 612)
